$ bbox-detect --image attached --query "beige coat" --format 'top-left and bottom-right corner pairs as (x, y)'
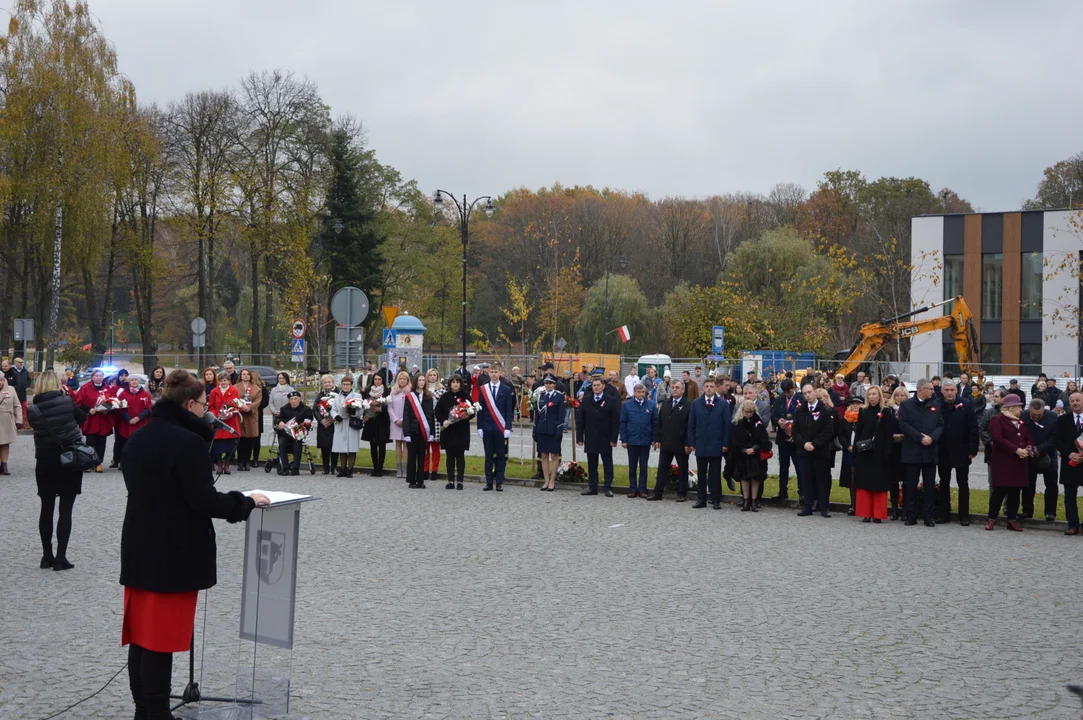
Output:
(0, 385), (22, 445)
(233, 382), (263, 439)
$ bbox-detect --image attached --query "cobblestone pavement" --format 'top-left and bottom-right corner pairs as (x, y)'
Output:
(1, 431), (1078, 719)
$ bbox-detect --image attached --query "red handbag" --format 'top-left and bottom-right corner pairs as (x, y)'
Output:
(759, 449), (774, 461)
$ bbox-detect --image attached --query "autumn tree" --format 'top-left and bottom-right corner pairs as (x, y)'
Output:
(1023, 152), (1083, 210)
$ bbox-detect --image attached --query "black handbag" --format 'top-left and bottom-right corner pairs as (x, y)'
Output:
(31, 402), (100, 471)
(853, 414), (880, 455)
(348, 415), (364, 430)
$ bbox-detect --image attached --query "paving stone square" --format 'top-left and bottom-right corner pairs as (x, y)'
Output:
(0, 432), (1078, 719)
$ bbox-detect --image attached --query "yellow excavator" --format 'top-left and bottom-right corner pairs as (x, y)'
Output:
(834, 296), (981, 380)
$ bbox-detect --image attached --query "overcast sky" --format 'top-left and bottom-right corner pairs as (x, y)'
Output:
(85, 0), (1081, 211)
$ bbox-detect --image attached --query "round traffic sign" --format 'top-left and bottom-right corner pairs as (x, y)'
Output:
(190, 317), (207, 334)
(330, 287), (369, 327)
(291, 319), (306, 338)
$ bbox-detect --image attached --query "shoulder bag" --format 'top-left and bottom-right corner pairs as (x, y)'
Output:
(853, 412), (881, 454)
(30, 402), (100, 471)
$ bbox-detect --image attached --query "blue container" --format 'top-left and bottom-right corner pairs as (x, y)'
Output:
(742, 351), (818, 378)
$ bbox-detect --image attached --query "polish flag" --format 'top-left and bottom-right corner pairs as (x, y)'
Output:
(617, 325), (631, 342)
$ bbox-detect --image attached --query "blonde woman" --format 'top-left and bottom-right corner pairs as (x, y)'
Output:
(730, 399), (770, 511)
(853, 386), (892, 522)
(424, 368), (445, 482)
(388, 371), (412, 479)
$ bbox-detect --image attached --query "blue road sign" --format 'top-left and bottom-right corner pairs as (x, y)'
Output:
(712, 326), (725, 355)
(382, 328), (397, 349)
(291, 338), (305, 362)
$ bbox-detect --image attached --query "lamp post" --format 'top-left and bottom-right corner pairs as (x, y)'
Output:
(602, 255), (627, 356)
(432, 190), (494, 375)
(109, 309), (118, 365)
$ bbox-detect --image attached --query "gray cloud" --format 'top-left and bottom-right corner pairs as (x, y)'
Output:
(90, 0), (1082, 210)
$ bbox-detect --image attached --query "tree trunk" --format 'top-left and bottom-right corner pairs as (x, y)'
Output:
(46, 199), (63, 370)
(197, 231), (207, 371)
(250, 252), (260, 357)
(262, 252), (274, 357)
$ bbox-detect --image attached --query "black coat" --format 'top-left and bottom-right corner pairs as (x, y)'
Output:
(1056, 412), (1083, 486)
(1023, 409), (1058, 460)
(576, 392), (620, 454)
(120, 400), (255, 593)
(792, 401), (835, 460)
(654, 396), (691, 452)
(402, 391), (436, 442)
(853, 405), (893, 492)
(937, 396), (979, 468)
(313, 388), (338, 450)
(729, 415), (771, 482)
(435, 388), (472, 453)
(10, 365), (30, 401)
(361, 385), (391, 444)
(29, 390), (86, 458)
(897, 396), (944, 464)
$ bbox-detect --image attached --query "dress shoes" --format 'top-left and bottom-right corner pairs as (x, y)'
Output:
(984, 519), (996, 530)
(862, 517), (871, 523)
(1064, 527), (1079, 535)
(846, 508), (855, 516)
(1045, 514), (1056, 522)
(603, 490), (612, 497)
(646, 495), (663, 501)
(627, 491), (639, 499)
(1006, 520), (1023, 532)
(821, 511), (831, 518)
(484, 485), (495, 491)
(771, 493), (789, 501)
(960, 519), (971, 527)
(495, 486), (503, 491)
(675, 496), (687, 503)
(904, 519), (917, 526)
(797, 508), (813, 517)
(580, 489), (597, 495)
(1017, 512), (1033, 520)
(456, 482), (464, 490)
(938, 516), (951, 525)
(712, 502), (721, 510)
(692, 500), (707, 509)
(53, 558), (74, 571)
(924, 519), (936, 527)
(872, 518), (882, 523)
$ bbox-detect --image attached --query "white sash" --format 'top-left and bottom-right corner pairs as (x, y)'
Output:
(405, 392), (430, 441)
(481, 383), (506, 434)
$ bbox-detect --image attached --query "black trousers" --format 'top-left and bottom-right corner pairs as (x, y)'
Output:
(904, 463), (937, 521)
(696, 456), (721, 504)
(128, 643), (174, 720)
(237, 436), (258, 464)
(1024, 463), (1059, 517)
(320, 448), (338, 472)
(445, 449), (465, 482)
(85, 433), (108, 465)
(277, 434), (301, 470)
(587, 452), (614, 491)
(112, 428), (123, 463)
(39, 493), (75, 560)
(655, 449), (688, 497)
(989, 486), (1021, 520)
(406, 438), (426, 483)
(937, 463), (970, 520)
(777, 440), (799, 497)
(800, 457), (832, 513)
(370, 442), (386, 472)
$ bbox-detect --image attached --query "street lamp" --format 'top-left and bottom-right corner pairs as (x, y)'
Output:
(602, 255), (627, 356)
(433, 190), (494, 375)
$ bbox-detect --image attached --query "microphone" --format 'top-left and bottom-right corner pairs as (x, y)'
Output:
(202, 411), (239, 435)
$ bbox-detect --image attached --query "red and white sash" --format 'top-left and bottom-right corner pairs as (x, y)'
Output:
(405, 392), (430, 441)
(481, 383), (506, 435)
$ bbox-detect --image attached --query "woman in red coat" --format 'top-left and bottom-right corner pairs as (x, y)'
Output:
(986, 394), (1033, 531)
(115, 375), (153, 469)
(74, 369), (116, 473)
(207, 370), (241, 475)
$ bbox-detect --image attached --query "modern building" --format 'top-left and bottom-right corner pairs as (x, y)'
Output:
(910, 209), (1081, 377)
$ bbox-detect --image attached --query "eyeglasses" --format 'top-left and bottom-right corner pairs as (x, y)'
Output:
(191, 400), (209, 411)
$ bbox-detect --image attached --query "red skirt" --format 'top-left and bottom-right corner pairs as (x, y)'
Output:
(855, 489), (888, 520)
(122, 587), (199, 653)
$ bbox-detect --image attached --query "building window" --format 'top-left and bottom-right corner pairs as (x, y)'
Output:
(981, 343), (1001, 375)
(982, 254), (1003, 320)
(1021, 252), (1043, 321)
(943, 341), (960, 376)
(1020, 343), (1042, 375)
(944, 255), (964, 301)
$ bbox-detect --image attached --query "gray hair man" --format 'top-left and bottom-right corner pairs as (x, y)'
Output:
(897, 378), (945, 526)
(935, 378), (978, 525)
(649, 380), (691, 500)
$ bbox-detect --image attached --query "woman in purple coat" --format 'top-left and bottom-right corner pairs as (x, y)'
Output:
(986, 394), (1033, 532)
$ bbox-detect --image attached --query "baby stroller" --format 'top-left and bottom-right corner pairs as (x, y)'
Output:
(264, 421), (317, 475)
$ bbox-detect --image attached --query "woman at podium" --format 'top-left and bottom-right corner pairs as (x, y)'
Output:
(119, 368), (270, 720)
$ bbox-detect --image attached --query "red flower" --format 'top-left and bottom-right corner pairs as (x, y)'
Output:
(929, 407), (937, 412)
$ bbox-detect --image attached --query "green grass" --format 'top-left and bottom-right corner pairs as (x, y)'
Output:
(254, 447), (1072, 522)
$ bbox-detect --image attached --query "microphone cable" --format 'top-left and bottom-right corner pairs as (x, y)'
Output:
(40, 660), (128, 719)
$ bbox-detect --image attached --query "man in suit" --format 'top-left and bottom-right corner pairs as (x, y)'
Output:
(477, 363), (515, 491)
(649, 380), (691, 501)
(771, 379), (802, 501)
(577, 376), (621, 497)
(793, 382), (836, 517)
(686, 377), (731, 510)
(1022, 397), (1059, 521)
(898, 378), (945, 526)
(935, 379), (978, 525)
(1056, 391), (1083, 535)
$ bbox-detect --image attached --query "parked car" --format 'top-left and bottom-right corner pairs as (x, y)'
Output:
(241, 365), (278, 387)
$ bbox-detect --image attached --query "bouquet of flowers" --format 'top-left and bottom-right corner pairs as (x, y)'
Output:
(363, 395), (387, 419)
(556, 461), (587, 484)
(96, 396), (127, 412)
(567, 397), (580, 409)
(444, 398), (478, 427)
(285, 417), (312, 441)
(229, 396), (252, 413)
(315, 395), (334, 419)
(344, 397), (366, 416)
(1070, 435), (1083, 467)
(665, 463), (698, 491)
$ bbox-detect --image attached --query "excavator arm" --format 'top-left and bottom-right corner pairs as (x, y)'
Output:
(834, 296), (981, 381)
